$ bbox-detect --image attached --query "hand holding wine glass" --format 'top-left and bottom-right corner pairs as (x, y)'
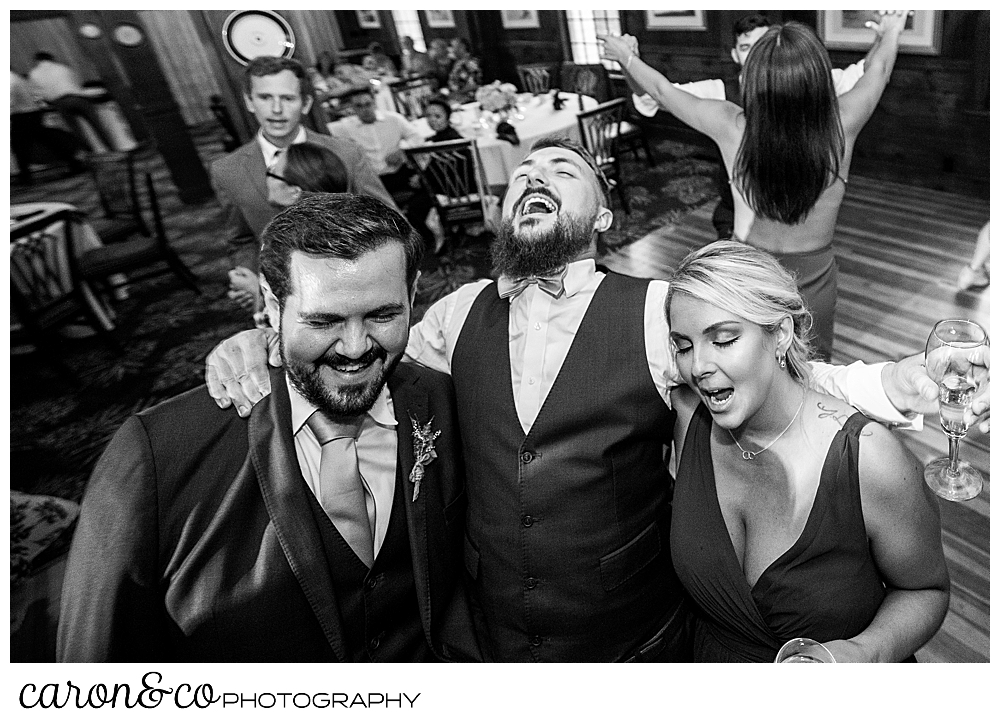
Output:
(923, 319), (989, 501)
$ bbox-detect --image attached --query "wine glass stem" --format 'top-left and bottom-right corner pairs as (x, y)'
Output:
(947, 435), (962, 476)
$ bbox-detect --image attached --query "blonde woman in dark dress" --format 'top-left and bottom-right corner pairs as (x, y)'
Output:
(665, 241), (949, 662)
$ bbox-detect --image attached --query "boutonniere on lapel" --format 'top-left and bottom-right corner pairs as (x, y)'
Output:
(408, 415), (441, 502)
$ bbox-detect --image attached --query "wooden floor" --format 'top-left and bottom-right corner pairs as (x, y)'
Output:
(601, 175), (990, 662)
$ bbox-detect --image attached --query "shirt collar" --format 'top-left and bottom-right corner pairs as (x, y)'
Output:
(497, 258), (598, 302)
(257, 126), (307, 168)
(287, 375), (397, 437)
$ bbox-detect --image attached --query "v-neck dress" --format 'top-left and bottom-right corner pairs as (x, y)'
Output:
(670, 404), (887, 662)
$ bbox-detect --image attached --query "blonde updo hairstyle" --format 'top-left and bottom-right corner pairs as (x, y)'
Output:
(665, 240), (815, 382)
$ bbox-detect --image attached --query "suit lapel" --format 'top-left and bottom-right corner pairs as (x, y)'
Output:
(249, 369), (349, 661)
(238, 141), (269, 205)
(389, 364), (433, 635)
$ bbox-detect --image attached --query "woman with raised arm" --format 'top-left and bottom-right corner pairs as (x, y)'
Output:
(666, 240), (949, 662)
(601, 12), (908, 360)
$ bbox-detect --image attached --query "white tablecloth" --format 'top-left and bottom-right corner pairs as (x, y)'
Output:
(411, 93), (598, 186)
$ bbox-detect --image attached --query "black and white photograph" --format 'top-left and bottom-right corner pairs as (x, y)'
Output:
(7, 7), (989, 720)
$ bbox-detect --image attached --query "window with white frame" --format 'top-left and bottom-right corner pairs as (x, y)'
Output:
(565, 10), (622, 69)
(391, 10), (426, 52)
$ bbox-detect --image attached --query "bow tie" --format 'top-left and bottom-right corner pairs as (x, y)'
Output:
(497, 267), (568, 301)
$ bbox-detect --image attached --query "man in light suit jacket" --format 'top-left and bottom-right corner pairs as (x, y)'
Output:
(57, 194), (479, 662)
(211, 56), (396, 308)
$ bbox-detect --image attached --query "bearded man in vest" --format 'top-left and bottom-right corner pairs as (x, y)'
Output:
(204, 138), (955, 662)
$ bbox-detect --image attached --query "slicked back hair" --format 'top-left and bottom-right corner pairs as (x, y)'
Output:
(243, 55), (314, 101)
(666, 240), (815, 382)
(260, 193), (424, 305)
(735, 21), (844, 225)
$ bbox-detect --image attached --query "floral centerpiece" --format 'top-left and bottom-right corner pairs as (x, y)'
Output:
(476, 81), (518, 114)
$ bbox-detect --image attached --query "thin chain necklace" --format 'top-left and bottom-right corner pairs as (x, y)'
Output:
(728, 391), (806, 462)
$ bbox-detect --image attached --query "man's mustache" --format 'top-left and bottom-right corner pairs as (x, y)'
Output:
(319, 345), (387, 369)
(514, 186), (559, 214)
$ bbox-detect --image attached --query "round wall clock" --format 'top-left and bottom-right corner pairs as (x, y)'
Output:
(222, 10), (296, 66)
(112, 23), (144, 47)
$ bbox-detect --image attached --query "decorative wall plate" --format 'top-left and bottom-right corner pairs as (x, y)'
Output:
(222, 10), (295, 66)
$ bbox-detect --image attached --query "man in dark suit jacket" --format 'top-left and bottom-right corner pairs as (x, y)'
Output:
(57, 194), (479, 662)
(210, 56), (396, 308)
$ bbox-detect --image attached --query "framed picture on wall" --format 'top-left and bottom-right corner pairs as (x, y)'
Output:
(425, 10), (456, 29)
(819, 10), (943, 55)
(356, 10), (381, 30)
(501, 11), (540, 30)
(645, 10), (706, 30)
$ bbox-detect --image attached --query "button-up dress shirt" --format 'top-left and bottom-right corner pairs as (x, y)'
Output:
(256, 126), (307, 169)
(287, 378), (398, 557)
(326, 111), (423, 176)
(405, 258), (916, 434)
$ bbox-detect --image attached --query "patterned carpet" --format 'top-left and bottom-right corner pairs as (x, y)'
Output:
(9, 123), (719, 513)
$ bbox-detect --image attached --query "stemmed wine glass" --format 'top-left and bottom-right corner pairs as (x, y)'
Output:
(923, 319), (989, 501)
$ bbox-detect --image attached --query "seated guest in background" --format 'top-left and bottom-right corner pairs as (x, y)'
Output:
(423, 95), (463, 143)
(10, 68), (84, 183)
(362, 42), (398, 78)
(27, 51), (115, 152)
(211, 55), (394, 310)
(57, 194), (480, 663)
(446, 38), (482, 103)
(316, 49), (370, 91)
(203, 137), (967, 662)
(328, 87), (434, 243)
(624, 13), (872, 241)
(666, 240), (950, 662)
(400, 36), (435, 79)
(602, 12), (907, 361)
(265, 141), (349, 207)
(427, 39), (454, 90)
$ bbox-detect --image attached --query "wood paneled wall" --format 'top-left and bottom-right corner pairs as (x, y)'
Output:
(616, 9), (989, 199)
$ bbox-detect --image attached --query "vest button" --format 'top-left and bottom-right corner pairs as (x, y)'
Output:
(525, 577), (538, 589)
(366, 577), (378, 590)
(530, 635), (543, 647)
(520, 451), (534, 464)
(521, 515), (534, 527)
(370, 636), (381, 650)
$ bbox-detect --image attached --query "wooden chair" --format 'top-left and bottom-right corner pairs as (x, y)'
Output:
(77, 173), (200, 296)
(563, 62), (656, 168)
(84, 145), (151, 244)
(404, 138), (496, 245)
(10, 207), (120, 358)
(389, 78), (437, 120)
(577, 98), (630, 214)
(561, 62), (613, 108)
(517, 63), (555, 95)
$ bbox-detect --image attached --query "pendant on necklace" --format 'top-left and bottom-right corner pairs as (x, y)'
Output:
(741, 450), (756, 461)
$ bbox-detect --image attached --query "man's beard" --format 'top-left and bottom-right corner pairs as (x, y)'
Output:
(491, 209), (596, 279)
(281, 329), (399, 421)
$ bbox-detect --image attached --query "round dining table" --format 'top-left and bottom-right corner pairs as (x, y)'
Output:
(410, 92), (599, 187)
